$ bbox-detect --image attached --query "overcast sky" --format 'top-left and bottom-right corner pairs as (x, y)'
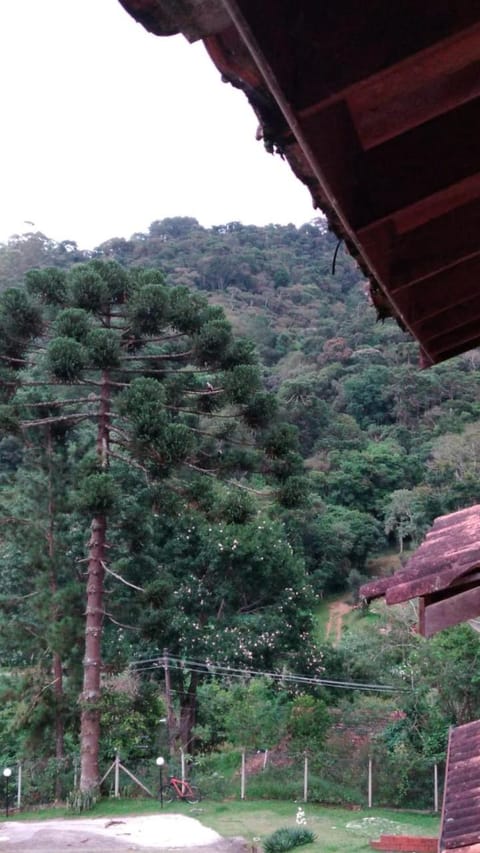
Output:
(0, 0), (316, 249)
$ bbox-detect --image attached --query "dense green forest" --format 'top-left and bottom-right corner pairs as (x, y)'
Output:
(0, 219), (479, 808)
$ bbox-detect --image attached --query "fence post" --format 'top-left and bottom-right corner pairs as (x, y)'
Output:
(434, 763), (439, 812)
(241, 749), (246, 800)
(180, 748), (185, 783)
(114, 752), (120, 798)
(368, 757), (373, 808)
(303, 753), (308, 803)
(17, 763), (21, 810)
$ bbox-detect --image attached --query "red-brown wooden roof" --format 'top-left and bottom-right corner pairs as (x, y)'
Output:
(119, 0), (480, 366)
(441, 719), (480, 853)
(360, 505), (480, 636)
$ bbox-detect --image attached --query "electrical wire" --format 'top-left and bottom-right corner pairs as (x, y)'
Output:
(129, 653), (405, 693)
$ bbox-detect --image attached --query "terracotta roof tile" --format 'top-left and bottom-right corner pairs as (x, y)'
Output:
(441, 720), (480, 852)
(360, 505), (480, 606)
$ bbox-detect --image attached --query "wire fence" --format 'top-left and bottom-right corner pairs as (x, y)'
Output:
(0, 747), (444, 813)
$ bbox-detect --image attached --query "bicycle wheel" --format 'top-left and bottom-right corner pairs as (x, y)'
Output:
(161, 783), (176, 804)
(185, 784), (201, 804)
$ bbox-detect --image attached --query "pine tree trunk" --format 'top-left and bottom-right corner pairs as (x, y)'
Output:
(53, 651), (64, 800)
(79, 370), (110, 793)
(46, 425), (65, 799)
(79, 514), (106, 792)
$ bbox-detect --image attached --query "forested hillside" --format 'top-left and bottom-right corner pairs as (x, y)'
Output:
(1, 219), (480, 807)
(2, 220), (480, 594)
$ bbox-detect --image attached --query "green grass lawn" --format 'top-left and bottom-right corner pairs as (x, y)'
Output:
(3, 798), (440, 853)
(195, 801), (440, 853)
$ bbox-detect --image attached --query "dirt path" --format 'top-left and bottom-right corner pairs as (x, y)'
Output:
(325, 600), (352, 645)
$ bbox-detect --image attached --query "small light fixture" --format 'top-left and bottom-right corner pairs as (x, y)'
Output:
(156, 757), (165, 808)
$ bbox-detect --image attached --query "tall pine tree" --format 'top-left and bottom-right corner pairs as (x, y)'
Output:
(0, 260), (303, 797)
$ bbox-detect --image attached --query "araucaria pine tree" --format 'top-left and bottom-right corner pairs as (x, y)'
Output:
(0, 261), (301, 797)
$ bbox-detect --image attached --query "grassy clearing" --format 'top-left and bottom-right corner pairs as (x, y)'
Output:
(194, 801), (439, 853)
(4, 798), (440, 853)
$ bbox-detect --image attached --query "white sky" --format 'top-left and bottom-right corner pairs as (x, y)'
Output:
(0, 0), (316, 249)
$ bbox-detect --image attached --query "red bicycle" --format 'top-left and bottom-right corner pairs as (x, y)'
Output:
(162, 775), (201, 804)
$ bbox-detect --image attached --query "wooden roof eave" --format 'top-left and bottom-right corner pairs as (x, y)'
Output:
(117, 0), (480, 366)
(384, 555), (480, 605)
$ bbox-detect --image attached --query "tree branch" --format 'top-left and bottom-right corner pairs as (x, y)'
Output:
(21, 396), (101, 408)
(103, 611), (140, 631)
(123, 350), (193, 361)
(21, 412), (91, 428)
(101, 560), (145, 592)
(108, 447), (149, 475)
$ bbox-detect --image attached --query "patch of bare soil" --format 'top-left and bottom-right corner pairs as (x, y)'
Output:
(0, 814), (246, 853)
(325, 600), (352, 645)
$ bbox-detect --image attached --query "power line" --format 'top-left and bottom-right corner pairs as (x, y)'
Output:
(130, 653), (405, 693)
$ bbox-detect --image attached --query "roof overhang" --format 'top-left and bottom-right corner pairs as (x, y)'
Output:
(118, 0), (480, 366)
(441, 720), (480, 853)
(360, 505), (480, 637)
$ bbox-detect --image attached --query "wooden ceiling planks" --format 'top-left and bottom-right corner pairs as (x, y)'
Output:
(117, 0), (480, 365)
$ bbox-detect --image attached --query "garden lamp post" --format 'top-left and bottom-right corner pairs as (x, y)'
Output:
(3, 768), (11, 818)
(156, 756), (165, 808)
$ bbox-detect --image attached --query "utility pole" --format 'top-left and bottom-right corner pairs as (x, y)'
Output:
(163, 649), (176, 756)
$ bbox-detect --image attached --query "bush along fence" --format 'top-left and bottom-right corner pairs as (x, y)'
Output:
(214, 749), (444, 811)
(0, 748), (444, 811)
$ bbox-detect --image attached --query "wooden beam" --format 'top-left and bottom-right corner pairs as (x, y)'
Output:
(357, 59), (480, 148)
(349, 25), (480, 148)
(423, 585), (480, 636)
(419, 597), (425, 636)
(385, 551), (480, 605)
(393, 255), (480, 328)
(426, 319), (480, 362)
(299, 101), (364, 224)
(393, 173), (480, 235)
(356, 98), (480, 229)
(236, 0), (480, 111)
(389, 197), (480, 290)
(412, 295), (480, 344)
(432, 333), (480, 364)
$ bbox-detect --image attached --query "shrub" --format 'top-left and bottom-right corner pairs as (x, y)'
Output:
(66, 787), (98, 813)
(263, 827), (316, 853)
(244, 771), (300, 802)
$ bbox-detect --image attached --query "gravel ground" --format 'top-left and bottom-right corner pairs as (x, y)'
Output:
(0, 813), (248, 852)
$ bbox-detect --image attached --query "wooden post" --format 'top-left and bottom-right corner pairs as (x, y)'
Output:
(303, 753), (308, 803)
(434, 763), (439, 812)
(114, 752), (120, 798)
(163, 649), (175, 756)
(17, 763), (21, 810)
(263, 749), (268, 770)
(241, 749), (246, 800)
(180, 748), (186, 783)
(118, 761), (154, 797)
(368, 757), (373, 808)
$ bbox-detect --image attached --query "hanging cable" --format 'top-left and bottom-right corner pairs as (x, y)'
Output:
(129, 653), (405, 693)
